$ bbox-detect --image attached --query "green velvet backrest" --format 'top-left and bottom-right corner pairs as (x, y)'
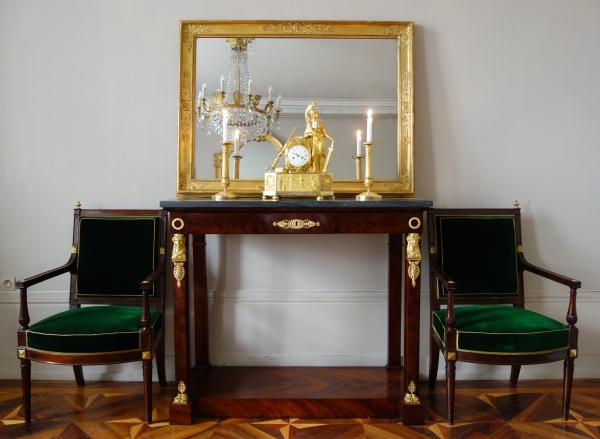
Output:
(435, 215), (519, 299)
(75, 216), (160, 299)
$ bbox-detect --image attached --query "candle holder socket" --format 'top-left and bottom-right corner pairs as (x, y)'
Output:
(213, 141), (239, 200)
(356, 142), (382, 201)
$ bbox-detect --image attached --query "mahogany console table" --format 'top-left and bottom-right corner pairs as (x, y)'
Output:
(160, 198), (432, 424)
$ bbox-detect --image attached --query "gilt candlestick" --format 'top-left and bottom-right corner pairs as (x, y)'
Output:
(213, 141), (238, 200)
(353, 155), (364, 180)
(233, 155), (242, 180)
(356, 142), (382, 201)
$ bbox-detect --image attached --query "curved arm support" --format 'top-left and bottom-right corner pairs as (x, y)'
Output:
(430, 260), (457, 347)
(518, 254), (581, 289)
(139, 255), (166, 338)
(430, 260), (455, 290)
(567, 287), (578, 327)
(17, 253), (77, 331)
(139, 255), (166, 289)
(19, 288), (30, 331)
(16, 254), (77, 290)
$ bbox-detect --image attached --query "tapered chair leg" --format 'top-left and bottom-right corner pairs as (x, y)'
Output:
(446, 359), (456, 425)
(429, 337), (440, 388)
(73, 365), (85, 387)
(509, 365), (521, 387)
(156, 335), (167, 388)
(21, 359), (32, 423)
(563, 357), (575, 420)
(143, 358), (153, 424)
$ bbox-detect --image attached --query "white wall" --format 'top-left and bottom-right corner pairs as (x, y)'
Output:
(1, 0), (599, 382)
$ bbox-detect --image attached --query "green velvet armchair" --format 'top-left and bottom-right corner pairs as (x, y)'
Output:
(427, 206), (581, 425)
(17, 205), (168, 424)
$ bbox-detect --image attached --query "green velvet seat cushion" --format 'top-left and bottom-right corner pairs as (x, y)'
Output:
(436, 216), (519, 299)
(76, 216), (159, 299)
(26, 306), (162, 354)
(432, 305), (569, 354)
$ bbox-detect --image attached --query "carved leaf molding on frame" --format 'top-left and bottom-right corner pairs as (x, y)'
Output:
(259, 23), (336, 34)
(383, 165), (411, 191)
(383, 24), (411, 55)
(183, 24), (212, 52)
(179, 164), (209, 191)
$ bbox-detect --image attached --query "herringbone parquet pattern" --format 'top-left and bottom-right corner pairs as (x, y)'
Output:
(1, 380), (600, 438)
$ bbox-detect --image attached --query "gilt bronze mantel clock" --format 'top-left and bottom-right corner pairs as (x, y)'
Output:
(263, 102), (335, 200)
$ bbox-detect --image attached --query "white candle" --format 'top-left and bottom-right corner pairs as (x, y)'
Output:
(357, 130), (363, 156)
(248, 79), (252, 95)
(222, 109), (229, 142)
(234, 130), (240, 155)
(276, 95), (281, 110)
(201, 83), (206, 99)
(196, 92), (201, 109)
(366, 109), (373, 142)
(268, 86), (273, 101)
(220, 76), (225, 92)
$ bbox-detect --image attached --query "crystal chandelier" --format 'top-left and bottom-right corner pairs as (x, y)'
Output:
(196, 38), (281, 145)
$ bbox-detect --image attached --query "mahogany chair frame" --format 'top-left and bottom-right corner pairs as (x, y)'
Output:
(427, 207), (581, 425)
(17, 207), (168, 424)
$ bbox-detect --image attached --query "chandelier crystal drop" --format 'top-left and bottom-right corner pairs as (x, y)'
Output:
(196, 38), (281, 145)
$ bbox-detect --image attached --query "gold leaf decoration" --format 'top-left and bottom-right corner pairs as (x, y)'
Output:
(408, 260), (420, 287)
(173, 262), (185, 288)
(264, 175), (275, 191)
(383, 24), (411, 55)
(182, 24), (212, 52)
(259, 23), (335, 34)
(179, 164), (209, 191)
(273, 219), (320, 230)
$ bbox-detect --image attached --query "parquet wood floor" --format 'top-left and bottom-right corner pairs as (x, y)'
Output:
(1, 379), (600, 438)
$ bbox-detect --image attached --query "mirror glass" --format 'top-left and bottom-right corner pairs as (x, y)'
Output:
(177, 21), (414, 197)
(194, 38), (398, 180)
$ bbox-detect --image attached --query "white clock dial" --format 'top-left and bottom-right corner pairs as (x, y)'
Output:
(287, 145), (309, 167)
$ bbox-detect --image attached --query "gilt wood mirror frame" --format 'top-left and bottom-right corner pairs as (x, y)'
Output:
(177, 20), (414, 198)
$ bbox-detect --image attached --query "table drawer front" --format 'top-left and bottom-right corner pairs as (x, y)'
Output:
(186, 213), (408, 234)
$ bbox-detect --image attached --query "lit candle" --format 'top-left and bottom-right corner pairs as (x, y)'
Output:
(276, 95), (281, 110)
(234, 130), (240, 155)
(268, 86), (273, 101)
(222, 109), (229, 142)
(201, 83), (206, 99)
(220, 76), (225, 92)
(366, 109), (373, 142)
(248, 79), (252, 95)
(357, 130), (363, 156)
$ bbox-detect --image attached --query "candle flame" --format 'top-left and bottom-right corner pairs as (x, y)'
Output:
(368, 109), (372, 118)
(235, 129), (240, 137)
(222, 109), (228, 118)
(357, 130), (361, 137)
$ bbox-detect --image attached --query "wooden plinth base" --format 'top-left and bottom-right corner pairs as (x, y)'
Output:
(169, 400), (193, 425)
(191, 366), (419, 420)
(401, 402), (426, 425)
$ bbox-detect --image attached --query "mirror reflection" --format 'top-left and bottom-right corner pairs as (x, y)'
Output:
(194, 38), (398, 180)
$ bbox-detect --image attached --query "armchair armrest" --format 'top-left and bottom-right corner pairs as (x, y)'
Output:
(518, 254), (581, 289)
(139, 255), (166, 291)
(16, 254), (77, 290)
(430, 260), (457, 332)
(139, 255), (166, 334)
(17, 253), (76, 331)
(430, 260), (456, 291)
